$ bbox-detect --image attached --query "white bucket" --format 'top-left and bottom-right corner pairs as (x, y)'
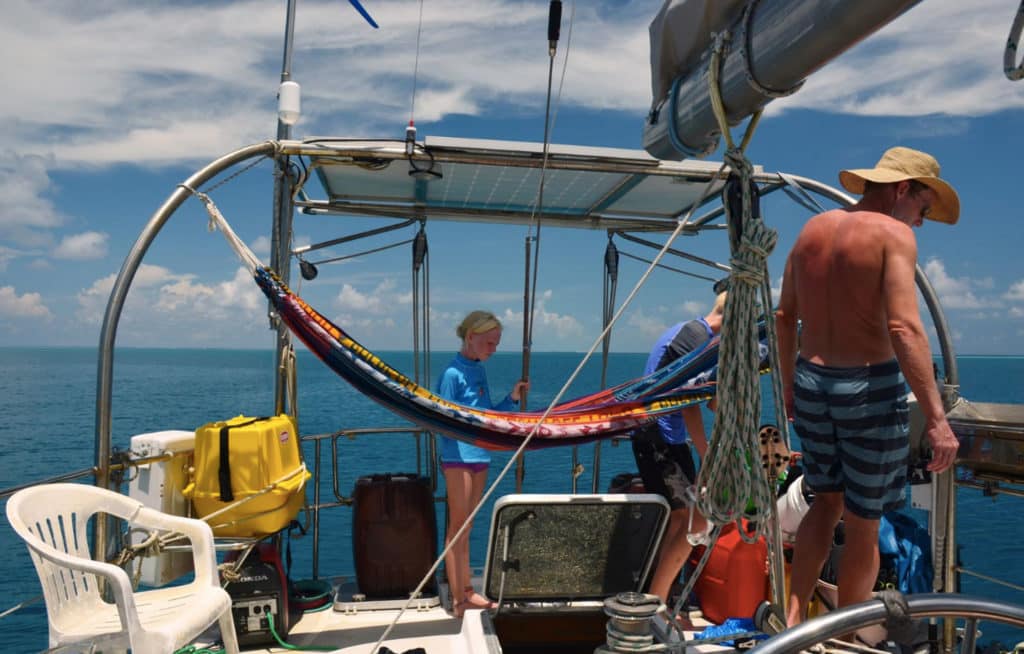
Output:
(777, 475), (810, 543)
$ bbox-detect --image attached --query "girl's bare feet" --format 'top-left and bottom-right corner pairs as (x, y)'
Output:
(463, 585), (497, 610)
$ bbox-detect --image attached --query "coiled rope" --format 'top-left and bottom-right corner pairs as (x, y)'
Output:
(693, 30), (781, 540)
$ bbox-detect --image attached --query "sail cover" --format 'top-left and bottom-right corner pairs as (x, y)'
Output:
(648, 0), (747, 111)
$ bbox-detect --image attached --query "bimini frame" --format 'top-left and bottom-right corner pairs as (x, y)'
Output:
(92, 135), (961, 614)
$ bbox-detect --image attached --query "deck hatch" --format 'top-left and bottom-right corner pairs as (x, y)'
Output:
(482, 493), (670, 603)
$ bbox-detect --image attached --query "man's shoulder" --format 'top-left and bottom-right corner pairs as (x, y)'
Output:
(800, 209), (912, 244)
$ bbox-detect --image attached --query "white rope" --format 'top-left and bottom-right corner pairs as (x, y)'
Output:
(183, 186), (263, 273)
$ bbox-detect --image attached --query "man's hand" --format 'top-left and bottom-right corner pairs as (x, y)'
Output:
(925, 418), (959, 473)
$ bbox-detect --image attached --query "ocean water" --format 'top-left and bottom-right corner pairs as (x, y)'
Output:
(1, 347), (1023, 651)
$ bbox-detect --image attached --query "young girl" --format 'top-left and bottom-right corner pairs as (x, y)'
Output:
(436, 310), (528, 616)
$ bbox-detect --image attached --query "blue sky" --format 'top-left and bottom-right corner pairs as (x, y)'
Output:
(1, 0), (1023, 355)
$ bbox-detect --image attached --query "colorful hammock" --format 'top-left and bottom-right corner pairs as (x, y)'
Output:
(256, 267), (719, 450)
(198, 193), (752, 450)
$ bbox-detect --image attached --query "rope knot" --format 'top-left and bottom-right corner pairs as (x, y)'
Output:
(728, 257), (762, 285)
(741, 221), (778, 260)
(724, 147), (754, 178)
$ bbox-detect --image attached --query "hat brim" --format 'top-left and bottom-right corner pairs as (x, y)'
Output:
(839, 168), (960, 224)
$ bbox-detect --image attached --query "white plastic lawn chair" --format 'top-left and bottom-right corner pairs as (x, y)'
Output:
(6, 483), (239, 654)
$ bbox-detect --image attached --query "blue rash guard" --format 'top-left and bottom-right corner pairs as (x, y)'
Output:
(436, 352), (517, 464)
(644, 318), (713, 445)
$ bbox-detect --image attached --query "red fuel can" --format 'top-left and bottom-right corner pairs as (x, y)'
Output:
(688, 520), (769, 624)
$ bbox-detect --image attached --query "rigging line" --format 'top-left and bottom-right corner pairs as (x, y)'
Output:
(618, 249), (719, 283)
(521, 0), (573, 399)
(522, 32), (559, 379)
(615, 230), (731, 272)
(293, 218), (418, 255)
(307, 237), (414, 266)
(409, 0), (426, 122)
(373, 169), (730, 654)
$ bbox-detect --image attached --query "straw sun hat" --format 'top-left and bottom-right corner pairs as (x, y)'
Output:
(838, 146), (960, 224)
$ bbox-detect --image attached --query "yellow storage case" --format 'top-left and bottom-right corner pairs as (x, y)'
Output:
(183, 414), (309, 537)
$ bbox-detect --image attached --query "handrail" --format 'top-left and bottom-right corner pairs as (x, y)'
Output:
(93, 141), (279, 561)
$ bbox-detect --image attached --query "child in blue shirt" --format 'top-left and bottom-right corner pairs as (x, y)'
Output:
(437, 310), (528, 615)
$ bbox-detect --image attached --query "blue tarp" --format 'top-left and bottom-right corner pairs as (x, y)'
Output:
(878, 511), (933, 594)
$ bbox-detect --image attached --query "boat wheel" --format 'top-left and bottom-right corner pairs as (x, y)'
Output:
(751, 592), (1024, 653)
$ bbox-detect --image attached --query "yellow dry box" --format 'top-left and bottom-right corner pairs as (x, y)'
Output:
(183, 414), (309, 538)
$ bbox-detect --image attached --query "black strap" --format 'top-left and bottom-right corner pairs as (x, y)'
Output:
(218, 417), (270, 502)
(285, 519), (307, 581)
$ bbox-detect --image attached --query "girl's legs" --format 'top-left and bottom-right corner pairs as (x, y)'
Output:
(443, 465), (495, 615)
(461, 467), (494, 608)
(444, 465), (471, 615)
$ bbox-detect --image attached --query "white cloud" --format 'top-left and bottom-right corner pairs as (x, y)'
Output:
(0, 152), (63, 247)
(500, 290), (584, 342)
(0, 285), (53, 320)
(2, 0), (1022, 351)
(76, 264), (262, 325)
(680, 300), (704, 316)
(0, 0), (1017, 272)
(251, 235), (271, 256)
(54, 231), (109, 260)
(335, 281), (389, 315)
(155, 267), (263, 317)
(770, 0), (1024, 118)
(626, 309), (669, 342)
(922, 258), (1001, 310)
(1007, 280), (1024, 302)
(0, 245), (20, 272)
(76, 264), (177, 324)
(3, 0), (1014, 176)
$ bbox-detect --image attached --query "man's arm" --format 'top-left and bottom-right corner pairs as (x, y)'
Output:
(682, 405), (707, 458)
(775, 254), (799, 418)
(882, 226), (958, 473)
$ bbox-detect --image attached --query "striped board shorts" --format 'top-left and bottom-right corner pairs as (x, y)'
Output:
(792, 357), (909, 520)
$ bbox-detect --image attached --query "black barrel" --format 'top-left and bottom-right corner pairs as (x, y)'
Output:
(352, 473), (438, 597)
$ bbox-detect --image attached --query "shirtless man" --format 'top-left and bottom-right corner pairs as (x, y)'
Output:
(775, 147), (961, 627)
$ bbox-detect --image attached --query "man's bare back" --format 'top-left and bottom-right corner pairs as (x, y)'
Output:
(786, 208), (917, 367)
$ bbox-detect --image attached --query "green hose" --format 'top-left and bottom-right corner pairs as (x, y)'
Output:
(268, 612), (336, 652)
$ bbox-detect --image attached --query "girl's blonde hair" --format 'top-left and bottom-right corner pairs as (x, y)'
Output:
(456, 310), (502, 341)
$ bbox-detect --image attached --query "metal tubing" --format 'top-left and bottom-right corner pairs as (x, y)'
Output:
(271, 0), (298, 414)
(93, 141), (278, 559)
(751, 594), (1024, 654)
(644, 0), (921, 159)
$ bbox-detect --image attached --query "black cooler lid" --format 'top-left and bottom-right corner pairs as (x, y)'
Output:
(482, 493), (670, 603)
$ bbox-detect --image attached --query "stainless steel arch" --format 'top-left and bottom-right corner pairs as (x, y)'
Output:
(93, 141), (279, 556)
